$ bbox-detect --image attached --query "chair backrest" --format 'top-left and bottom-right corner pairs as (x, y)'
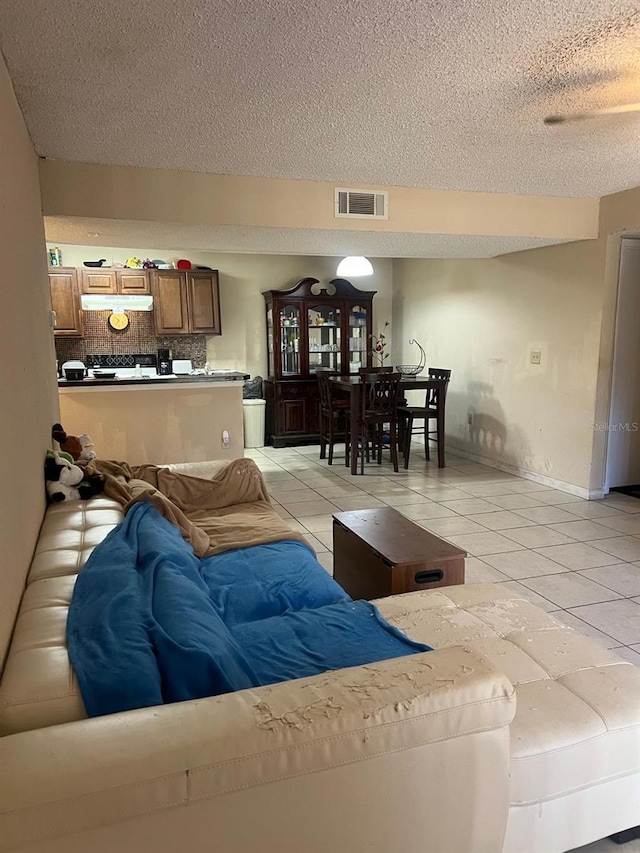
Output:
(426, 368), (451, 406)
(360, 372), (402, 417)
(428, 367), (451, 381)
(317, 370), (332, 410)
(358, 366), (393, 374)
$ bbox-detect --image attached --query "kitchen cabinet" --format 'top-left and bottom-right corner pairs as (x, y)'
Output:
(49, 268), (83, 337)
(81, 268), (150, 295)
(263, 277), (375, 446)
(151, 270), (221, 335)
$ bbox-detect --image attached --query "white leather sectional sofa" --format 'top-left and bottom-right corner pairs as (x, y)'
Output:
(0, 463), (639, 853)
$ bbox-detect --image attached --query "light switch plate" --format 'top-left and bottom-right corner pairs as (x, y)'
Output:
(530, 349), (542, 365)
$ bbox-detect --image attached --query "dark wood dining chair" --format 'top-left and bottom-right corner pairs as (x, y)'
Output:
(398, 368), (451, 469)
(317, 370), (350, 465)
(354, 372), (403, 473)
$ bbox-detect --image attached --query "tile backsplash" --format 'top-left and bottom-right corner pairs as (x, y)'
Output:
(55, 311), (207, 366)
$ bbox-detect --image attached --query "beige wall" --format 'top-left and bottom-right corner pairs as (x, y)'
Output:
(48, 245), (394, 379)
(393, 240), (606, 493)
(599, 186), (640, 235)
(0, 56), (59, 663)
(59, 385), (244, 465)
(40, 160), (599, 241)
(394, 185), (640, 495)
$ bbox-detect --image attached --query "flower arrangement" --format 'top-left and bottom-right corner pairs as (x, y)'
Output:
(369, 321), (390, 364)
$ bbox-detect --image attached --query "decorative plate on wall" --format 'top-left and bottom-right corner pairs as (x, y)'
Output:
(108, 311), (129, 331)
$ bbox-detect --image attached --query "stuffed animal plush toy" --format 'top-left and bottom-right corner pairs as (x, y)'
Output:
(44, 451), (104, 503)
(45, 452), (84, 502)
(52, 423), (97, 463)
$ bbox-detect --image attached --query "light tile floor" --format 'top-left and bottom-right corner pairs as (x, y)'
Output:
(247, 442), (640, 664)
(248, 442), (640, 851)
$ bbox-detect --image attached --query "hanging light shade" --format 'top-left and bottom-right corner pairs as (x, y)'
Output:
(336, 256), (374, 277)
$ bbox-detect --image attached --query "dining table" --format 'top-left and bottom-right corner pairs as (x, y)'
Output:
(329, 375), (448, 475)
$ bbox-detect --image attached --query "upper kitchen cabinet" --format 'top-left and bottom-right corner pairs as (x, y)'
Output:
(117, 269), (151, 294)
(49, 268), (83, 337)
(81, 268), (151, 295)
(151, 270), (221, 335)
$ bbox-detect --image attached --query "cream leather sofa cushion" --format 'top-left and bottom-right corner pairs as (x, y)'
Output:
(376, 584), (640, 807)
(0, 464), (245, 736)
(28, 498), (123, 584)
(0, 498), (123, 735)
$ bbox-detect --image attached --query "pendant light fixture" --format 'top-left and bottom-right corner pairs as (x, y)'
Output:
(336, 256), (374, 277)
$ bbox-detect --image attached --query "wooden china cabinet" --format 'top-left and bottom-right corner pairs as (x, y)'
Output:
(263, 277), (375, 446)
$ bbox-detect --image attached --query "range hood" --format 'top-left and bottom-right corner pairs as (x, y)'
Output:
(80, 294), (154, 311)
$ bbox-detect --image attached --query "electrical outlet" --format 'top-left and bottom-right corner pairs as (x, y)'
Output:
(530, 349), (542, 365)
(221, 429), (230, 446)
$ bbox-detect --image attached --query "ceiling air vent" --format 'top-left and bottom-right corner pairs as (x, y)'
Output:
(335, 188), (388, 220)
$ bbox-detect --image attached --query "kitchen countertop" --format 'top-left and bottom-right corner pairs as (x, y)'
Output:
(58, 372), (249, 390)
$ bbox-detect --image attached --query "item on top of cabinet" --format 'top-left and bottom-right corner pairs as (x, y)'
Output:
(152, 259), (172, 268)
(142, 259), (158, 269)
(176, 259), (192, 270)
(48, 247), (63, 266)
(124, 257), (143, 268)
(195, 265), (212, 270)
(83, 259), (107, 268)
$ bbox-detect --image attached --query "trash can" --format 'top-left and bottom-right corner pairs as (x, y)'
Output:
(242, 399), (266, 448)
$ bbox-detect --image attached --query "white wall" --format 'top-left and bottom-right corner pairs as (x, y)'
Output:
(0, 55), (59, 663)
(393, 240), (606, 492)
(48, 245), (394, 379)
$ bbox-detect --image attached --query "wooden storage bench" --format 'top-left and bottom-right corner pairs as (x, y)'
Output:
(333, 507), (466, 600)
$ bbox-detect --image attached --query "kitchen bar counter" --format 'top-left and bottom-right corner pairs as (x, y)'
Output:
(58, 377), (247, 464)
(58, 372), (249, 390)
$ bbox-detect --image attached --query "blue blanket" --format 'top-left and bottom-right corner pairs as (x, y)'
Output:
(68, 503), (431, 717)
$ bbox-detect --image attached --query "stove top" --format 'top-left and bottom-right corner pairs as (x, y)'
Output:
(86, 354), (157, 368)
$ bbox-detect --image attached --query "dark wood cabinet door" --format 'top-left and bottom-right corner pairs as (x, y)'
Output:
(265, 380), (320, 445)
(151, 271), (189, 334)
(49, 269), (83, 336)
(187, 271), (221, 334)
(282, 399), (307, 434)
(117, 270), (150, 294)
(81, 269), (117, 294)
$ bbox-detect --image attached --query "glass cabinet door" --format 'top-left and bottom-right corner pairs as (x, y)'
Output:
(266, 307), (274, 377)
(307, 304), (341, 374)
(280, 304), (301, 375)
(348, 303), (369, 372)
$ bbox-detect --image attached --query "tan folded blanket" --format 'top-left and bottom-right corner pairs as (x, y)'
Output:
(91, 458), (311, 557)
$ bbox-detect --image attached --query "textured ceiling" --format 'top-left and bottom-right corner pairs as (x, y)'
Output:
(44, 217), (572, 258)
(1, 0), (639, 198)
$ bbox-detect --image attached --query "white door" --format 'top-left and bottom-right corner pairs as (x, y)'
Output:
(606, 238), (640, 490)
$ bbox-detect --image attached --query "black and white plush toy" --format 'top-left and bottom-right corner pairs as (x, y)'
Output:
(44, 452), (85, 502)
(44, 451), (105, 503)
